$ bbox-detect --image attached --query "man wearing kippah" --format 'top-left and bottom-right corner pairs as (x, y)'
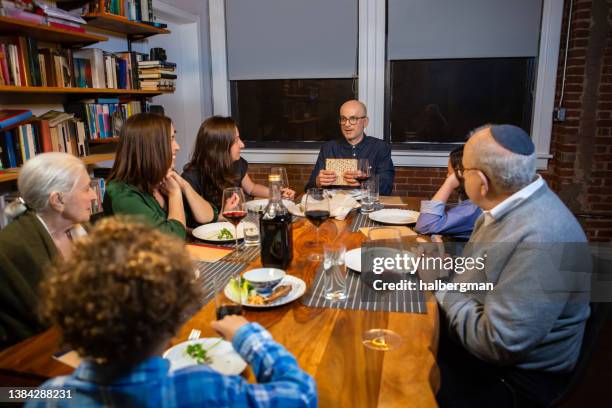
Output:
(434, 124), (590, 407)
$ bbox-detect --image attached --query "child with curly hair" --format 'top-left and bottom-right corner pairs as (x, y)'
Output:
(28, 217), (316, 407)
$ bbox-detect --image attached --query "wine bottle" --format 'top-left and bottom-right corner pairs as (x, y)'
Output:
(260, 174), (293, 268)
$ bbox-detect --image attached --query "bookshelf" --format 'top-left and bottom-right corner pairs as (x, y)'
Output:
(0, 5), (173, 187)
(83, 13), (170, 38)
(0, 16), (108, 46)
(0, 153), (115, 183)
(0, 86), (166, 96)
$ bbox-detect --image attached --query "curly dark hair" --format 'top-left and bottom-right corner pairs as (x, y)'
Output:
(39, 217), (202, 365)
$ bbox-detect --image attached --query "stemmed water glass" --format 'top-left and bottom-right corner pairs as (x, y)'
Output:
(304, 188), (330, 262)
(271, 167), (289, 190)
(221, 187), (247, 257)
(362, 227), (404, 351)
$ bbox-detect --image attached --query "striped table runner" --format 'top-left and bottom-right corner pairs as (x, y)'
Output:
(195, 260), (248, 304)
(302, 266), (426, 314)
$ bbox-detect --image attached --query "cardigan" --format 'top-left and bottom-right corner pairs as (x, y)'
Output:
(0, 211), (56, 349)
(102, 181), (186, 239)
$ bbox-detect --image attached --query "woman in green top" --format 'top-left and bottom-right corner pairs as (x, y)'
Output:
(0, 152), (96, 349)
(103, 113), (215, 239)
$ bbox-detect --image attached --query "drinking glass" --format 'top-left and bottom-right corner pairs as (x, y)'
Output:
(271, 167), (289, 190)
(360, 176), (379, 213)
(362, 227), (403, 351)
(304, 188), (330, 262)
(356, 159), (371, 186)
(323, 242), (348, 301)
(214, 274), (243, 320)
(221, 187), (247, 256)
(243, 214), (260, 246)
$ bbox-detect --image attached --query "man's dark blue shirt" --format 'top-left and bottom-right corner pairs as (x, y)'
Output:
(305, 135), (395, 194)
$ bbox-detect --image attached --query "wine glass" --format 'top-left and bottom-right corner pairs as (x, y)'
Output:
(356, 159), (371, 186)
(362, 227), (403, 351)
(271, 167), (289, 191)
(304, 188), (330, 262)
(221, 187), (247, 256)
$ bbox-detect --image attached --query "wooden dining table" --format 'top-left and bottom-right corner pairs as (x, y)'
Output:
(0, 197), (440, 407)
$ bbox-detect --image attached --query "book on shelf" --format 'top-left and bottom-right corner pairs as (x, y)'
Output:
(70, 0), (158, 24)
(0, 38), (143, 90)
(0, 0), (87, 30)
(90, 176), (106, 214)
(64, 98), (142, 140)
(138, 59), (176, 91)
(0, 109), (33, 130)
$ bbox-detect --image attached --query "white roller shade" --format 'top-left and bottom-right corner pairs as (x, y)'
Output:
(387, 0), (543, 60)
(226, 0), (358, 80)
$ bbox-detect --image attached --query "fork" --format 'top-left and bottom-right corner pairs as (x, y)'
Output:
(188, 329), (201, 341)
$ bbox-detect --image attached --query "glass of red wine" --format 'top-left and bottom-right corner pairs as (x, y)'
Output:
(356, 159), (371, 186)
(304, 188), (330, 261)
(214, 274), (243, 320)
(221, 187), (247, 257)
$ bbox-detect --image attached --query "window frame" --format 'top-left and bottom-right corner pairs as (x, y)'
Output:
(209, 0), (562, 169)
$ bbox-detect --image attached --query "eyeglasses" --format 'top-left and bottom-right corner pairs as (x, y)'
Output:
(457, 167), (488, 180)
(339, 116), (367, 125)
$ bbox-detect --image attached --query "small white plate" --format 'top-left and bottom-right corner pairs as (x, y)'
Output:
(163, 338), (247, 375)
(345, 248), (362, 273)
(225, 275), (306, 308)
(245, 199), (294, 213)
(369, 209), (420, 225)
(192, 222), (244, 242)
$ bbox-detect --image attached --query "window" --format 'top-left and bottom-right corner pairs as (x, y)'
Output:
(388, 58), (535, 148)
(232, 79), (355, 147)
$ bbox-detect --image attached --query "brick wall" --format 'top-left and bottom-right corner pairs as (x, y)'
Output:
(249, 0), (612, 242)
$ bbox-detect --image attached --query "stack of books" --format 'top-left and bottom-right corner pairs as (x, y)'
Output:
(0, 37), (142, 89)
(36, 1), (88, 33)
(138, 60), (176, 91)
(0, 1), (87, 32)
(0, 109), (87, 169)
(65, 97), (143, 140)
(73, 0), (163, 25)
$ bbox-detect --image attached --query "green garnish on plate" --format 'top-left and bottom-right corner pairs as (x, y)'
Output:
(186, 343), (212, 365)
(217, 227), (233, 240)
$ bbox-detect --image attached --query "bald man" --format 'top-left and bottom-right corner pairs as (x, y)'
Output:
(435, 124), (589, 407)
(305, 100), (394, 194)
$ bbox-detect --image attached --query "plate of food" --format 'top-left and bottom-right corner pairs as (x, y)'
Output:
(225, 274), (306, 308)
(192, 222), (245, 242)
(163, 338), (247, 375)
(368, 209), (420, 225)
(245, 199), (295, 213)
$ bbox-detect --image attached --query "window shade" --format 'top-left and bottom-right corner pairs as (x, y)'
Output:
(387, 0), (543, 60)
(226, 0), (358, 80)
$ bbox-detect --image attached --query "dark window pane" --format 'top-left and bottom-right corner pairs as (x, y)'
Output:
(231, 79), (355, 147)
(388, 58), (535, 146)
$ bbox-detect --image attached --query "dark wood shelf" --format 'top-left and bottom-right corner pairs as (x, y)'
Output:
(83, 13), (170, 38)
(0, 86), (167, 96)
(0, 153), (115, 183)
(0, 16), (108, 47)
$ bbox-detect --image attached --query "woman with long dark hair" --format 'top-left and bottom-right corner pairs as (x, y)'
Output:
(103, 113), (214, 238)
(415, 146), (481, 239)
(182, 116), (295, 214)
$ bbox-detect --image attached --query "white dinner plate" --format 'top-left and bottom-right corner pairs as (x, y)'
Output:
(368, 209), (420, 225)
(225, 275), (306, 308)
(192, 222), (244, 242)
(245, 199), (295, 213)
(163, 338), (247, 375)
(345, 247), (362, 273)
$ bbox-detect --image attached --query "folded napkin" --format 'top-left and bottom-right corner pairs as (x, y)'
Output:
(288, 194), (361, 220)
(53, 350), (81, 368)
(186, 243), (233, 262)
(359, 226), (417, 238)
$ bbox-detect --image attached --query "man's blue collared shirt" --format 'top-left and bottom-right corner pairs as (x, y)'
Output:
(306, 136), (395, 194)
(26, 323), (317, 407)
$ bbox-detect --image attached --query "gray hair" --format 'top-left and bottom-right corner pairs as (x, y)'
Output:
(469, 125), (536, 192)
(5, 153), (86, 220)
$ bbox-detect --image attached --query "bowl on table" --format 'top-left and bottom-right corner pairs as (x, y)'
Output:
(243, 268), (286, 294)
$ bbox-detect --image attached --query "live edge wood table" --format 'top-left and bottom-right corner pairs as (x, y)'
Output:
(0, 197), (440, 407)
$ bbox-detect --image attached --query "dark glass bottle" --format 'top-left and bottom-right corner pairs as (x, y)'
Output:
(260, 174), (293, 269)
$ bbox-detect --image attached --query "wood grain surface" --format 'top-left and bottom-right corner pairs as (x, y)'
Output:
(0, 197), (439, 407)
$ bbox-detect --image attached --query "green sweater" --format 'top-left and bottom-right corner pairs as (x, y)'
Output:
(102, 181), (186, 239)
(0, 211), (56, 349)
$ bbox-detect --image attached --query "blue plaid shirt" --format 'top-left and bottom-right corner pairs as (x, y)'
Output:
(26, 323), (317, 407)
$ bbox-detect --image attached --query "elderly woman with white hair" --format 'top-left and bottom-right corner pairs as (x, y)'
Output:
(0, 152), (96, 349)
